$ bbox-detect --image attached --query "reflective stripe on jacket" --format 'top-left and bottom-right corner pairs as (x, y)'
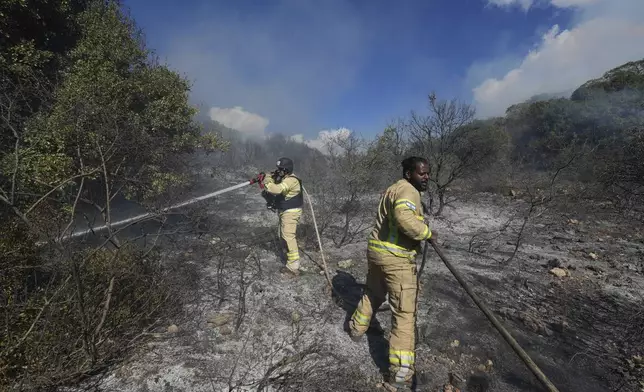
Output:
(368, 179), (432, 259)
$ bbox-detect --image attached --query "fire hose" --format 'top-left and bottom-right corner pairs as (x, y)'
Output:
(428, 240), (560, 392)
(46, 173), (560, 391)
(410, 209), (560, 392)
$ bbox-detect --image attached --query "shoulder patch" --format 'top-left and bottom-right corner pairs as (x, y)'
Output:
(394, 199), (417, 211)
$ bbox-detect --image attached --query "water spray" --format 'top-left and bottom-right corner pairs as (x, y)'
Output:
(44, 178), (261, 245)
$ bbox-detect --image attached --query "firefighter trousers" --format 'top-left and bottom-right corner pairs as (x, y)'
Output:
(278, 208), (302, 271)
(349, 250), (418, 386)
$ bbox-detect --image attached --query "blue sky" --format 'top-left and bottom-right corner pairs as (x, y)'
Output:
(123, 0), (644, 146)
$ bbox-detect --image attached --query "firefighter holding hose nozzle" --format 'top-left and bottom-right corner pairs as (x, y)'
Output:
(254, 157), (303, 276)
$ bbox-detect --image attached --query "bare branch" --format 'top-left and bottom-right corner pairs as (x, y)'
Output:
(24, 170), (99, 216)
(94, 276), (116, 338)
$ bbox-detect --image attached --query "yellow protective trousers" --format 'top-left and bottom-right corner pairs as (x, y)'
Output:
(278, 208), (302, 271)
(349, 249), (418, 386)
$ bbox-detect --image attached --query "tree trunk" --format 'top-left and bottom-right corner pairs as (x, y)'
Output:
(337, 211), (351, 247)
(427, 191), (435, 215)
(436, 189), (446, 216)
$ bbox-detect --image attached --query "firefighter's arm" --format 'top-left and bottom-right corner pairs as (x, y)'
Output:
(392, 197), (432, 241)
(263, 175), (289, 195)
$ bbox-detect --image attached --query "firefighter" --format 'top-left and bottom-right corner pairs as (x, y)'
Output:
(260, 157), (304, 275)
(348, 156), (436, 391)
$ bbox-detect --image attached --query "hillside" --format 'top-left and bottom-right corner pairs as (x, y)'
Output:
(571, 59), (644, 101)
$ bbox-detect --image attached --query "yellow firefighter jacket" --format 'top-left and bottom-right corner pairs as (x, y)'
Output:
(263, 174), (303, 212)
(368, 178), (432, 259)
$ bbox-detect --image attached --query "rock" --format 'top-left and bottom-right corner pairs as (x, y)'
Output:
(167, 324), (179, 333)
(549, 267), (569, 277)
(509, 189), (517, 197)
(588, 252), (599, 260)
(568, 219), (579, 225)
(477, 364), (487, 372)
(291, 310), (302, 324)
(337, 259), (353, 269)
(208, 313), (233, 327)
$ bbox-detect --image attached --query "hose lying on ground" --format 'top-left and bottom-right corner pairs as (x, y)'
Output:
(429, 240), (560, 392)
(302, 187), (364, 310)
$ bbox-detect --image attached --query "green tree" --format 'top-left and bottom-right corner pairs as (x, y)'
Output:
(0, 1), (225, 388)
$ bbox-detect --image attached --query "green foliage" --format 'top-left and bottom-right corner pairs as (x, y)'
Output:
(2, 0), (225, 208)
(0, 1), (226, 389)
(505, 98), (578, 166)
(495, 58), (644, 213)
(0, 244), (185, 388)
(0, 0), (88, 75)
(572, 60), (644, 100)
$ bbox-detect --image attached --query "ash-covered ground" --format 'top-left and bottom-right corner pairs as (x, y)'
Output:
(67, 176), (644, 392)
